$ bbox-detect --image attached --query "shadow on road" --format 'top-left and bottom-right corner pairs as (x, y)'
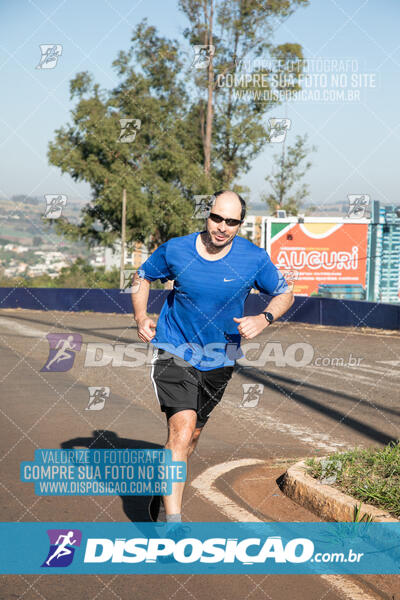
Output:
(1, 313), (138, 344)
(235, 366), (399, 446)
(60, 429), (163, 522)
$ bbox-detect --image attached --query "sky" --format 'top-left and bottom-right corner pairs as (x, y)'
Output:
(0, 0), (399, 211)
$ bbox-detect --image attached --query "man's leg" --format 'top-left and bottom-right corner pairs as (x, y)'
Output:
(188, 427), (203, 457)
(163, 409), (198, 518)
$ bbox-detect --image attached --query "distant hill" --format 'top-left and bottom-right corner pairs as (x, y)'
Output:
(0, 195), (84, 246)
(249, 197), (390, 218)
(248, 200), (347, 217)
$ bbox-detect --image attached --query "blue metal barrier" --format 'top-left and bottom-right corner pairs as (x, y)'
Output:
(0, 287), (399, 330)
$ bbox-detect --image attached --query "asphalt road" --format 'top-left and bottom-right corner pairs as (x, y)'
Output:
(0, 308), (399, 600)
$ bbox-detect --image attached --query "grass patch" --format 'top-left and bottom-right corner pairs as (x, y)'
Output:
(305, 441), (400, 518)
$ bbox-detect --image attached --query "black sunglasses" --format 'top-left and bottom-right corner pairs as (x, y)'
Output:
(209, 212), (243, 227)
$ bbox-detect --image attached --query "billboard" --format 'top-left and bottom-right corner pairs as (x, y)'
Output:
(267, 220), (369, 296)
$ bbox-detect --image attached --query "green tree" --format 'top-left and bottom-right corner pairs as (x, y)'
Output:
(262, 134), (316, 216)
(48, 27), (207, 251)
(180, 0), (308, 183)
(48, 0), (309, 248)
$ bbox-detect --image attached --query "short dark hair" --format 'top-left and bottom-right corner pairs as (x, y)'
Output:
(212, 190), (246, 221)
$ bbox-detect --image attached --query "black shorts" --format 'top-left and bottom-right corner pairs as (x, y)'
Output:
(150, 348), (234, 428)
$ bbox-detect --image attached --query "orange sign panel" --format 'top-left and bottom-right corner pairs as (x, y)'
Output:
(269, 222), (368, 296)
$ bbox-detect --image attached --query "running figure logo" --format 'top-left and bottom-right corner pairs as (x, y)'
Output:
(42, 529), (82, 567)
(44, 194), (67, 219)
(191, 45), (215, 69)
(193, 195), (214, 219)
(36, 44), (63, 69)
(347, 194), (370, 218)
(41, 333), (82, 372)
(281, 269), (299, 292)
(86, 386), (110, 410)
(268, 118), (291, 143)
(118, 118), (141, 143)
(121, 269), (145, 293)
(240, 383), (264, 408)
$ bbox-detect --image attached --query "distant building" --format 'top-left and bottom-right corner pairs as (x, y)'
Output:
(89, 247), (106, 267)
(27, 265), (46, 277)
(4, 263), (26, 277)
(50, 261), (69, 271)
(104, 241), (150, 272)
(4, 243), (29, 253)
(240, 215), (265, 247)
(45, 251), (65, 263)
(367, 202), (400, 303)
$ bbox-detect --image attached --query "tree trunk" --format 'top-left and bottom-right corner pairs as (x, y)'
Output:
(119, 188), (126, 289)
(204, 0), (214, 176)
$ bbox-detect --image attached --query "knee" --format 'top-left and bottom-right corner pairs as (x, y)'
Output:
(167, 424), (196, 453)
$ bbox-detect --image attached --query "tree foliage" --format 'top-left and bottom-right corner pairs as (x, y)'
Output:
(262, 134), (316, 215)
(180, 0), (308, 183)
(48, 0), (309, 248)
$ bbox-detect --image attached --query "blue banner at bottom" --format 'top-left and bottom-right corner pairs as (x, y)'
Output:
(1, 522), (399, 574)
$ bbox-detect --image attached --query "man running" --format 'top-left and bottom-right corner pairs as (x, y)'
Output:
(45, 531), (77, 566)
(45, 335), (77, 371)
(131, 190), (294, 522)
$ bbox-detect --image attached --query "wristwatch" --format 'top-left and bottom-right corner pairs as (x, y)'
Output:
(263, 312), (274, 324)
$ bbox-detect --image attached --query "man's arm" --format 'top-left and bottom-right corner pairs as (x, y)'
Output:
(233, 290), (294, 340)
(262, 289), (295, 322)
(131, 274), (157, 342)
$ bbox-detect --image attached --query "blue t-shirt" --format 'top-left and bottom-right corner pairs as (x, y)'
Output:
(139, 232), (289, 371)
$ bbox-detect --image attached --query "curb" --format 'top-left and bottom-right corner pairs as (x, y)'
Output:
(280, 459), (399, 523)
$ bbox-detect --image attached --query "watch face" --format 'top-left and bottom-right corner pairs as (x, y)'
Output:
(265, 312), (274, 323)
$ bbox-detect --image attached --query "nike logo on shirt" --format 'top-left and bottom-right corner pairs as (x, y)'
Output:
(224, 278), (235, 282)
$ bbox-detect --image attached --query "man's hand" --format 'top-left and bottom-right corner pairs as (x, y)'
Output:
(233, 314), (269, 339)
(136, 316), (157, 342)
